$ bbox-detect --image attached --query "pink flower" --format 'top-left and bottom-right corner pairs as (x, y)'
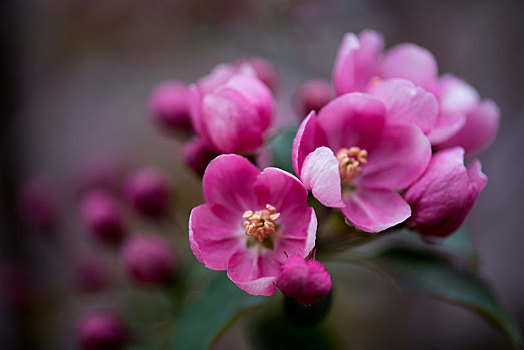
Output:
(276, 255), (332, 305)
(333, 30), (437, 95)
(189, 154), (317, 296)
(122, 234), (177, 285)
(148, 81), (192, 131)
(431, 75), (500, 155)
(81, 190), (126, 245)
(77, 310), (128, 350)
(124, 167), (172, 218)
(403, 147), (487, 238)
(188, 64), (274, 154)
(292, 79), (333, 119)
(293, 93), (431, 232)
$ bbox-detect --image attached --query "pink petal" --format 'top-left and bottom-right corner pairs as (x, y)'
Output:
(203, 154), (259, 211)
(300, 147), (344, 208)
(341, 188), (411, 232)
(317, 93), (386, 152)
(275, 208), (318, 261)
(292, 111), (326, 177)
(437, 74), (479, 115)
(189, 204), (244, 270)
(467, 159), (488, 196)
(438, 100), (500, 156)
(360, 124), (431, 190)
(332, 31), (384, 95)
(227, 249), (280, 296)
(197, 63), (237, 94)
(368, 78), (438, 133)
(379, 43), (438, 91)
(202, 88), (264, 153)
(187, 85), (212, 146)
(427, 111), (466, 145)
(224, 73), (274, 131)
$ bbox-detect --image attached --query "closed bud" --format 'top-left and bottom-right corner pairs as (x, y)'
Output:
(77, 310), (127, 350)
(122, 234), (177, 286)
(124, 167), (171, 218)
(81, 190), (126, 245)
(276, 255), (332, 305)
(149, 81), (192, 131)
(292, 80), (332, 119)
(404, 147), (487, 238)
(183, 137), (217, 176)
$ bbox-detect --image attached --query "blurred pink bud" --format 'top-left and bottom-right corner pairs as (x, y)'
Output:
(234, 56), (280, 93)
(1, 264), (32, 307)
(148, 81), (192, 131)
(124, 167), (171, 218)
(276, 255), (332, 305)
(189, 65), (275, 154)
(19, 178), (59, 233)
(75, 154), (127, 195)
(74, 253), (110, 292)
(292, 80), (332, 119)
(81, 190), (126, 245)
(77, 310), (128, 350)
(183, 137), (218, 176)
(404, 147), (487, 238)
(122, 234), (177, 285)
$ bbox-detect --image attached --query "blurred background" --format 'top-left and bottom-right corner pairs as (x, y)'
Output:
(1, 0), (523, 349)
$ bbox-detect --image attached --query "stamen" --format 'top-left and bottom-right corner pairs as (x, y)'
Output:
(242, 204), (280, 243)
(336, 147), (368, 181)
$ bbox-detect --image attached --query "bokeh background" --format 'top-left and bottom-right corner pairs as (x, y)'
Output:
(1, 0), (523, 349)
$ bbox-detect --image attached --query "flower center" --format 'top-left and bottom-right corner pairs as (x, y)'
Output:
(242, 204), (280, 242)
(336, 147), (368, 181)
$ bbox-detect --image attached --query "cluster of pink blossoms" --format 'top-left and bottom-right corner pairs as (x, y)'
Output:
(149, 30), (499, 303)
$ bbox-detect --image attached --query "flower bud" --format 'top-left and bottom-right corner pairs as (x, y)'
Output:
(148, 81), (192, 131)
(292, 80), (332, 119)
(77, 310), (127, 350)
(124, 167), (171, 218)
(189, 64), (274, 154)
(234, 56), (280, 93)
(183, 137), (217, 176)
(81, 190), (126, 245)
(74, 253), (110, 292)
(122, 234), (177, 285)
(19, 178), (59, 233)
(403, 147), (487, 238)
(276, 255), (332, 305)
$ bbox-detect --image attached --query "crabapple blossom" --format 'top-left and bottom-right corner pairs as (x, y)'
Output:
(189, 154), (317, 296)
(292, 93), (431, 232)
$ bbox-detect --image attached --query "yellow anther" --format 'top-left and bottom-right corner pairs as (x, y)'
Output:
(336, 147), (368, 181)
(242, 204), (280, 242)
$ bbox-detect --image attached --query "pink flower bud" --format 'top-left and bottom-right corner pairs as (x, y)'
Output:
(234, 57), (280, 93)
(276, 255), (332, 305)
(77, 310), (127, 350)
(403, 147), (487, 238)
(292, 80), (332, 119)
(81, 190), (126, 245)
(148, 81), (192, 131)
(188, 64), (275, 154)
(124, 167), (171, 218)
(19, 178), (59, 233)
(183, 137), (217, 176)
(122, 234), (177, 285)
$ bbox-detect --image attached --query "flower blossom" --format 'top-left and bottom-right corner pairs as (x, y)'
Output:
(332, 30), (499, 155)
(403, 147), (487, 237)
(189, 154), (317, 296)
(276, 255), (332, 305)
(188, 63), (275, 154)
(292, 93), (431, 232)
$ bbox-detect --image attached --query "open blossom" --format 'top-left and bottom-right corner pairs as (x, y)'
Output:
(188, 64), (274, 154)
(403, 147), (487, 238)
(276, 255), (332, 305)
(293, 93), (431, 232)
(189, 154), (317, 296)
(332, 30), (499, 154)
(148, 81), (192, 131)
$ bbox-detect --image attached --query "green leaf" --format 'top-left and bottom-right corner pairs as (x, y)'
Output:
(171, 272), (266, 349)
(366, 246), (522, 349)
(269, 126), (299, 174)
